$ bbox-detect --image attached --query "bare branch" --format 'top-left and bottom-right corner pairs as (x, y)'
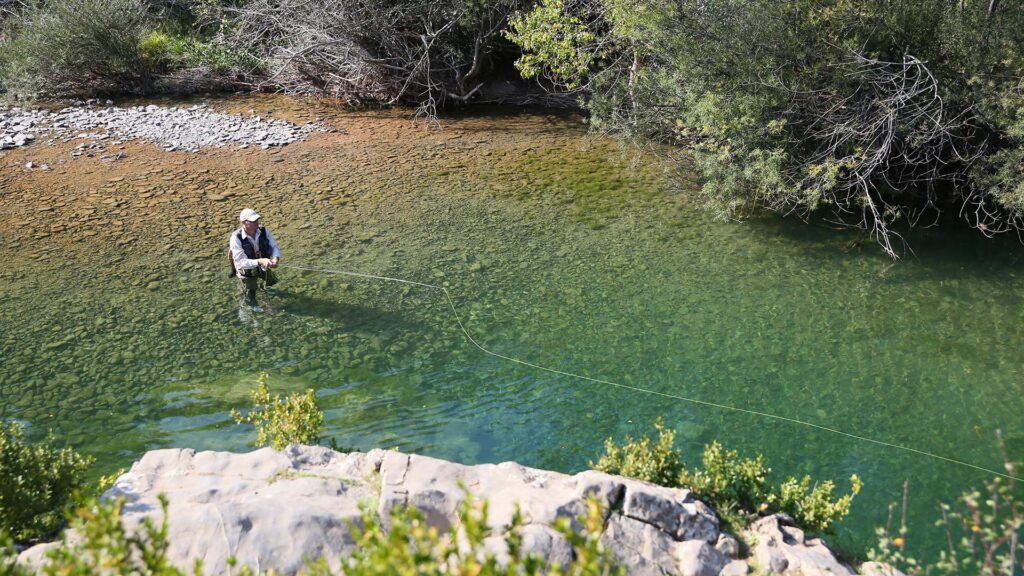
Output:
(228, 0), (523, 120)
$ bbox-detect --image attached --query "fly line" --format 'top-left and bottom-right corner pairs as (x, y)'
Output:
(281, 263), (1021, 482)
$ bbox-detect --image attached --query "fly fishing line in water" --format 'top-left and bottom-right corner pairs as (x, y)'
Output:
(280, 263), (1022, 483)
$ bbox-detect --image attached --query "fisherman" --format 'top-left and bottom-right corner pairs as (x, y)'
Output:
(229, 208), (281, 311)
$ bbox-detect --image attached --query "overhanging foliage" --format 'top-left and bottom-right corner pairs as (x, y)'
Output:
(508, 0), (1024, 257)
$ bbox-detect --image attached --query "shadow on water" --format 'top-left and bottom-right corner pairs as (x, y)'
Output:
(434, 104), (584, 133)
(274, 290), (421, 332)
(746, 209), (1024, 278)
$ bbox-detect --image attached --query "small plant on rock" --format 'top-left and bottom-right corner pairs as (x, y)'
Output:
(772, 473), (862, 534)
(231, 372), (323, 450)
(591, 417), (682, 487)
(0, 422), (93, 543)
(679, 441), (771, 515)
(593, 419), (861, 533)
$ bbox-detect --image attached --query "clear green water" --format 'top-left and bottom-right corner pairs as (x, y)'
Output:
(1, 100), (1022, 557)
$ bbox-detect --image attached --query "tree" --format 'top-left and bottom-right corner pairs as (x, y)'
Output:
(508, 0), (1024, 257)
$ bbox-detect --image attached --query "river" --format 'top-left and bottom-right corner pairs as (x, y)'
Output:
(1, 94), (1022, 557)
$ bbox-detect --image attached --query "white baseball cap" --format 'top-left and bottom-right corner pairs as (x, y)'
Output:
(239, 208), (261, 222)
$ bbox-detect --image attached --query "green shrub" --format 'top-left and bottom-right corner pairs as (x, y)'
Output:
(679, 442), (771, 514)
(590, 418), (682, 486)
(139, 31), (180, 73)
(0, 422), (93, 543)
(0, 0), (154, 98)
(505, 0), (598, 91)
(593, 420), (861, 533)
(93, 468), (126, 498)
(231, 372), (324, 450)
(773, 474), (862, 534)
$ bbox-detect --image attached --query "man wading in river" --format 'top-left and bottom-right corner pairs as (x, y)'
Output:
(229, 208), (281, 313)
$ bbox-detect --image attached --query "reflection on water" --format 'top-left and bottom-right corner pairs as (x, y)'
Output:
(1, 96), (1022, 556)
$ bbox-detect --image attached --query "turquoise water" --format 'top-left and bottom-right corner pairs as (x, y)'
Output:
(1, 100), (1022, 557)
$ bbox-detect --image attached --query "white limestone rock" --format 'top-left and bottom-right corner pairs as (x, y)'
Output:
(747, 514), (856, 575)
(602, 514), (685, 576)
(104, 446), (384, 575)
(17, 447), (873, 576)
(676, 540), (728, 576)
(721, 559), (751, 575)
(622, 482), (719, 542)
(715, 532), (741, 558)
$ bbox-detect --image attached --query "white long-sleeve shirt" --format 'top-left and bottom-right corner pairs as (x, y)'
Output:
(229, 226), (281, 278)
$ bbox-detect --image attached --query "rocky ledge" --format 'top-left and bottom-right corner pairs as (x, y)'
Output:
(0, 102), (323, 155)
(19, 447), (902, 575)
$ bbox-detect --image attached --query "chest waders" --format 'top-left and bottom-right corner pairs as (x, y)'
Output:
(229, 227), (275, 305)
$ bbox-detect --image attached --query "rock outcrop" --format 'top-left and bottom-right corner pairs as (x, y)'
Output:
(746, 514), (856, 575)
(19, 446), (889, 575)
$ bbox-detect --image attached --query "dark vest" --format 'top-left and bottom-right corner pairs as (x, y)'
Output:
(238, 227), (273, 260)
(228, 227), (273, 278)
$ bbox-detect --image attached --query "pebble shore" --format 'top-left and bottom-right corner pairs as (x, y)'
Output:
(0, 101), (324, 160)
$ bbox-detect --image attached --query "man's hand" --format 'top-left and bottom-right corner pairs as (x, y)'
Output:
(269, 257), (280, 268)
(257, 258), (272, 268)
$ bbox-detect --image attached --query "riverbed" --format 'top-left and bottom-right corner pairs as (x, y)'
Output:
(1, 94), (1022, 556)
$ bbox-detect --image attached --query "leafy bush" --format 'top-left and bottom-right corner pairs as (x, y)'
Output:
(590, 417), (681, 487)
(773, 473), (862, 534)
(679, 441), (770, 514)
(592, 420), (861, 533)
(505, 0), (597, 91)
(94, 468), (126, 498)
(0, 0), (154, 98)
(231, 372), (323, 450)
(139, 31), (181, 72)
(0, 422), (93, 543)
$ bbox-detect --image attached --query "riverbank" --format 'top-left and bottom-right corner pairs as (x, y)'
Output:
(17, 445), (901, 576)
(0, 101), (324, 154)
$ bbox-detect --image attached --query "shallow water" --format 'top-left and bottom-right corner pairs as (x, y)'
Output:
(1, 96), (1022, 556)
